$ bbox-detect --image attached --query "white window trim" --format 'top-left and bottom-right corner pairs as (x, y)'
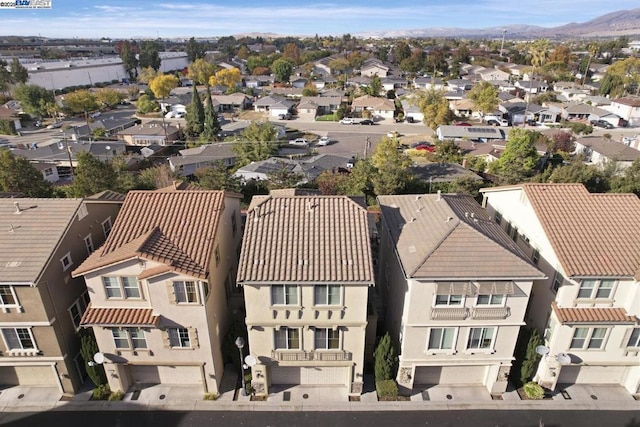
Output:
(110, 327), (147, 350)
(270, 285), (300, 307)
(465, 327), (497, 353)
(576, 279), (616, 301)
(426, 327), (458, 354)
(1, 327), (39, 354)
(551, 271), (564, 293)
(314, 327), (341, 350)
(626, 328), (640, 349)
(102, 217), (112, 238)
(77, 204), (88, 220)
(274, 327), (301, 350)
(68, 291), (90, 330)
(0, 285), (22, 313)
(313, 285), (343, 307)
(569, 327), (610, 350)
(173, 280), (200, 304)
(434, 294), (465, 307)
(167, 327), (192, 349)
(84, 234), (94, 255)
(474, 294), (507, 307)
(103, 276), (143, 300)
(60, 252), (73, 272)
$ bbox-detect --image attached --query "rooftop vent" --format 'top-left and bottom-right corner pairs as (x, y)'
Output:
(13, 202), (21, 214)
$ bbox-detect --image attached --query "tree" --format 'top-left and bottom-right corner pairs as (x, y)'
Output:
(195, 162), (242, 192)
(316, 170), (352, 195)
(186, 37), (206, 62)
(366, 75), (383, 97)
(232, 121), (278, 167)
(139, 41), (161, 71)
(185, 85), (204, 137)
(149, 74), (178, 101)
(370, 137), (413, 195)
(328, 58), (350, 75)
(137, 164), (177, 190)
(432, 139), (463, 164)
(64, 89), (99, 126)
(489, 128), (540, 184)
(118, 40), (139, 80)
(545, 157), (610, 193)
(137, 66), (160, 84)
(95, 88), (125, 109)
(523, 39), (549, 121)
(188, 58), (216, 86)
(468, 81), (498, 114)
(599, 57), (640, 96)
(266, 162), (305, 190)
(373, 332), (397, 383)
(9, 58), (28, 84)
(201, 86), (221, 141)
(12, 83), (54, 117)
(520, 329), (543, 386)
(135, 94), (159, 114)
(415, 88), (453, 130)
(209, 67), (241, 91)
(0, 150), (53, 197)
(67, 151), (118, 198)
(610, 159), (640, 196)
(271, 58), (294, 83)
(80, 331), (107, 387)
(391, 41), (411, 64)
(302, 82), (318, 97)
(282, 43), (301, 64)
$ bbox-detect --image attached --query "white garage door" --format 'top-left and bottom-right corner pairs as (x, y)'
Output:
(0, 366), (58, 386)
(130, 365), (202, 385)
(414, 366), (487, 385)
(270, 366), (347, 386)
(557, 366), (626, 385)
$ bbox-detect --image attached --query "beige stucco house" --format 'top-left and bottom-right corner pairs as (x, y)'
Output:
(237, 194), (375, 397)
(351, 95), (395, 120)
(377, 193), (544, 396)
(481, 184), (640, 394)
(0, 195), (123, 395)
(73, 188), (242, 394)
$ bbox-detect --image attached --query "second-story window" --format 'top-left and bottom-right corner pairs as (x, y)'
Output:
(102, 217), (112, 238)
(435, 294), (463, 306)
(476, 294), (504, 306)
(0, 286), (18, 307)
(626, 328), (640, 349)
(1, 327), (36, 351)
(570, 327), (608, 350)
(274, 328), (300, 349)
(60, 252), (73, 272)
(577, 279), (615, 300)
(173, 281), (198, 304)
(110, 328), (147, 349)
(467, 327), (496, 350)
(271, 285), (298, 305)
(314, 285), (341, 305)
(314, 328), (340, 349)
(428, 327), (456, 350)
(103, 276), (142, 299)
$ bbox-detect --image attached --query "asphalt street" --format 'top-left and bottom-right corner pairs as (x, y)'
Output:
(0, 410), (638, 427)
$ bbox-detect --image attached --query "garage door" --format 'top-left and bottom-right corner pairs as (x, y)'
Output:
(0, 366), (58, 386)
(414, 366), (487, 385)
(270, 366), (347, 385)
(557, 366), (626, 385)
(130, 365), (202, 385)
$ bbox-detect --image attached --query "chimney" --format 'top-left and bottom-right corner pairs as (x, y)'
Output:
(13, 202), (21, 214)
(437, 190), (442, 201)
(172, 180), (177, 191)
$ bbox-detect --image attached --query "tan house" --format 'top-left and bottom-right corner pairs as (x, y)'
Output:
(377, 193), (544, 396)
(0, 195), (123, 395)
(237, 194), (375, 398)
(481, 184), (640, 394)
(73, 188), (243, 394)
(351, 95), (395, 119)
(115, 120), (182, 146)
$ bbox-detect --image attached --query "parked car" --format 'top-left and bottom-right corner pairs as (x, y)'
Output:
(487, 119), (509, 127)
(339, 118), (355, 124)
(525, 119), (539, 126)
(289, 138), (309, 147)
(387, 130), (400, 138)
(317, 136), (332, 146)
(346, 157), (356, 168)
(90, 112), (101, 119)
(278, 113), (292, 120)
(405, 116), (416, 123)
(46, 121), (63, 129)
(359, 119), (375, 125)
(590, 119), (614, 129)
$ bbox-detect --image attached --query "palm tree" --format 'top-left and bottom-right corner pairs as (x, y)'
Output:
(523, 39), (549, 126)
(582, 43), (599, 86)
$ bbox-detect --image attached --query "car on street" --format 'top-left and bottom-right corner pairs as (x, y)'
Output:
(405, 116), (416, 123)
(346, 157), (356, 168)
(277, 113), (292, 120)
(590, 119), (614, 129)
(415, 143), (435, 152)
(46, 121), (63, 129)
(90, 112), (101, 119)
(317, 136), (331, 146)
(289, 138), (309, 147)
(359, 119), (375, 125)
(387, 130), (400, 138)
(339, 118), (355, 124)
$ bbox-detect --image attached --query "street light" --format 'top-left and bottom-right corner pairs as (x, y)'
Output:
(235, 337), (246, 396)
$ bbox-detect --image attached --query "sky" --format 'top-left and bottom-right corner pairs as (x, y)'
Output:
(0, 0), (638, 39)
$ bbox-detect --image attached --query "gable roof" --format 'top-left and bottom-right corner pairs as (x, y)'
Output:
(73, 190), (228, 279)
(0, 198), (83, 283)
(378, 194), (544, 280)
(237, 195), (374, 284)
(575, 136), (640, 162)
(351, 95), (395, 111)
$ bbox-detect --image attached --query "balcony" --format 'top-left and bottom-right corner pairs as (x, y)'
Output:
(272, 350), (352, 362)
(471, 307), (511, 319)
(430, 307), (468, 320)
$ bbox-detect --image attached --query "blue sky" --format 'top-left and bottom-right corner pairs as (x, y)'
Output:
(0, 0), (638, 39)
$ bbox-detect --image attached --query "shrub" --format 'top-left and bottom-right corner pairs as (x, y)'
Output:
(92, 384), (110, 400)
(374, 332), (397, 382)
(376, 379), (398, 399)
(203, 393), (219, 401)
(0, 119), (17, 135)
(523, 382), (544, 400)
(108, 391), (124, 401)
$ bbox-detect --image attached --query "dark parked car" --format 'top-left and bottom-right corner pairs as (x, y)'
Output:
(405, 116), (415, 123)
(590, 119), (614, 129)
(359, 119), (375, 125)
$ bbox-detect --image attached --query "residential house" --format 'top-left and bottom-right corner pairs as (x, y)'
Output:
(12, 141), (128, 173)
(377, 193), (544, 395)
(400, 100), (424, 123)
(413, 77), (445, 91)
(116, 120), (182, 147)
(253, 95), (297, 118)
(237, 194), (375, 397)
(410, 163), (484, 185)
(435, 125), (505, 142)
(74, 117), (138, 139)
(0, 101), (22, 131)
(360, 59), (390, 77)
(168, 143), (237, 177)
(32, 162), (60, 183)
(73, 189), (243, 394)
(515, 80), (549, 96)
(381, 77), (408, 92)
(351, 95), (395, 120)
(244, 75), (272, 89)
(479, 68), (510, 82)
(500, 102), (543, 125)
(446, 79), (473, 91)
(449, 99), (478, 118)
(607, 98), (640, 127)
(296, 96), (342, 121)
(573, 136), (640, 170)
(211, 93), (252, 112)
(0, 196), (123, 395)
(480, 184), (640, 394)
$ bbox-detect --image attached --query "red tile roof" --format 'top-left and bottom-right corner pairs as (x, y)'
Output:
(80, 306), (159, 327)
(552, 302), (637, 324)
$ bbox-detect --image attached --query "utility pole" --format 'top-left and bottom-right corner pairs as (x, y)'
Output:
(363, 136), (371, 158)
(60, 131), (75, 177)
(500, 30), (507, 58)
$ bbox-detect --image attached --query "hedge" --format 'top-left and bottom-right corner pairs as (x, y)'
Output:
(0, 119), (17, 135)
(376, 379), (398, 399)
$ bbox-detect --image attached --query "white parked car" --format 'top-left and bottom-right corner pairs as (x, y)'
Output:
(90, 112), (101, 119)
(339, 118), (355, 124)
(289, 138), (309, 147)
(317, 136), (331, 146)
(46, 121), (63, 129)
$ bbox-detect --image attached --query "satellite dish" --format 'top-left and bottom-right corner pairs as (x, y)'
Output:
(556, 352), (571, 365)
(244, 355), (257, 367)
(535, 345), (550, 356)
(93, 352), (105, 364)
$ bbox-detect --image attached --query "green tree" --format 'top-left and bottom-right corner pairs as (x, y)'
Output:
(135, 94), (159, 114)
(12, 83), (54, 117)
(545, 157), (610, 193)
(186, 37), (206, 62)
(599, 57), (640, 97)
(64, 89), (99, 126)
(316, 170), (352, 195)
(328, 57), (350, 75)
(344, 158), (376, 201)
(391, 41), (411, 64)
(188, 58), (216, 86)
(139, 41), (161, 71)
(201, 86), (221, 141)
(0, 150), (53, 197)
(610, 159), (640, 196)
(367, 75), (383, 97)
(302, 82), (318, 97)
(523, 39), (550, 120)
(520, 329), (543, 386)
(373, 332), (397, 382)
(194, 162), (241, 191)
(370, 137), (413, 195)
(266, 162), (305, 190)
(0, 60), (12, 93)
(118, 40), (139, 80)
(68, 151), (118, 197)
(232, 121), (278, 167)
(432, 139), (463, 164)
(185, 85), (205, 137)
(9, 58), (28, 84)
(80, 331), (107, 387)
(137, 66), (160, 84)
(271, 58), (294, 83)
(416, 88), (453, 130)
(468, 81), (498, 114)
(489, 128), (540, 184)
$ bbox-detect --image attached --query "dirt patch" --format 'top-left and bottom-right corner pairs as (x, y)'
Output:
(349, 396), (361, 402)
(250, 395), (267, 401)
(236, 111), (268, 121)
(378, 395), (411, 401)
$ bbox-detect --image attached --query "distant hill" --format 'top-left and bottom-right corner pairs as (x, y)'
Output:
(356, 8), (640, 39)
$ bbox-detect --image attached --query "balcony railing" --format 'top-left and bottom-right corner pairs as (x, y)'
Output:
(272, 350), (352, 362)
(430, 307), (468, 320)
(471, 307), (511, 319)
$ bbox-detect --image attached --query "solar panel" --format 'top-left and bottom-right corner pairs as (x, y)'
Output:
(467, 127), (495, 134)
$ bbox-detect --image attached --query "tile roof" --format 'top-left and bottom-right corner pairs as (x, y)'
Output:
(520, 184), (640, 279)
(237, 196), (374, 284)
(0, 198), (83, 283)
(80, 305), (159, 327)
(552, 302), (636, 324)
(73, 190), (227, 279)
(378, 194), (544, 280)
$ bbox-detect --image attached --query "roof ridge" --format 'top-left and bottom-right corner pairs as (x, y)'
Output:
(409, 218), (459, 277)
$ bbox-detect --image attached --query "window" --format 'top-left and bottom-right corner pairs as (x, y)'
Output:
(505, 223), (517, 241)
(428, 328), (456, 350)
(77, 204), (88, 220)
(168, 328), (191, 348)
(275, 328), (300, 349)
(435, 294), (463, 306)
(467, 327), (496, 350)
(314, 285), (341, 305)
(231, 213), (237, 236)
(44, 167), (54, 177)
(110, 328), (146, 349)
(476, 294), (504, 305)
(494, 211), (502, 225)
(69, 291), (90, 329)
(551, 271), (563, 293)
(60, 252), (73, 271)
(577, 279), (615, 300)
(627, 328), (640, 348)
(0, 286), (17, 306)
(103, 276), (141, 299)
(214, 245), (220, 267)
(314, 328), (340, 349)
(2, 328), (35, 350)
(532, 249), (540, 265)
(570, 327), (608, 350)
(102, 217), (112, 238)
(84, 234), (94, 255)
(271, 285), (298, 305)
(173, 281), (198, 303)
